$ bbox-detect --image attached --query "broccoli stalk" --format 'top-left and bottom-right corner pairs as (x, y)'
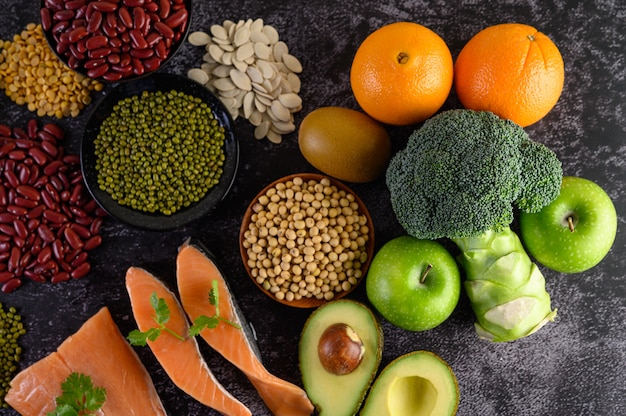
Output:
(386, 109), (562, 342)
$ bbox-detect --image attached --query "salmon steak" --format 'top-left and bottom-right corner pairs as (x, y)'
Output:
(125, 266), (252, 416)
(4, 306), (166, 415)
(176, 240), (314, 416)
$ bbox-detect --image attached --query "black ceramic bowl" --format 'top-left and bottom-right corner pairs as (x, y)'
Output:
(80, 73), (239, 230)
(40, 0), (192, 82)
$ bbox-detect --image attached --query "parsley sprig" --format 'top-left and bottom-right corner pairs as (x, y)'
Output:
(127, 280), (240, 347)
(47, 372), (106, 416)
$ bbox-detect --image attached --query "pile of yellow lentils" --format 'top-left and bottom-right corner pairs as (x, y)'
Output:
(0, 23), (103, 118)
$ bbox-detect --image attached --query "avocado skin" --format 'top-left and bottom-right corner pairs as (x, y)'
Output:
(299, 299), (383, 416)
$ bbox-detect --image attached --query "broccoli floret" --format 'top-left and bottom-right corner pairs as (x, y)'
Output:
(386, 109), (562, 239)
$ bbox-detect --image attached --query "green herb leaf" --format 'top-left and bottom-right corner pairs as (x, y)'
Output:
(46, 373), (106, 416)
(188, 280), (241, 336)
(127, 292), (185, 346)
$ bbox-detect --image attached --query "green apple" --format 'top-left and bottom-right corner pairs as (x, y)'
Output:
(365, 236), (460, 331)
(519, 176), (617, 274)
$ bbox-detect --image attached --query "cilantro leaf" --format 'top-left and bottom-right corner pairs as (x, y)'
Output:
(127, 292), (185, 346)
(47, 373), (106, 416)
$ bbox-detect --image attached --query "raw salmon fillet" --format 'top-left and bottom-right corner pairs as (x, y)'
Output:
(125, 266), (252, 416)
(176, 241), (314, 416)
(5, 306), (166, 415)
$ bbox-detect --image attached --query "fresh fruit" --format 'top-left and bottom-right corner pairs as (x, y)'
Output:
(299, 299), (383, 416)
(454, 23), (564, 127)
(365, 236), (460, 332)
(360, 350), (459, 416)
(350, 22), (453, 126)
(298, 106), (391, 183)
(519, 176), (618, 273)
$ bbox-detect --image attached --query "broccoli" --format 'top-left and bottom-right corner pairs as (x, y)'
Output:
(386, 109), (562, 342)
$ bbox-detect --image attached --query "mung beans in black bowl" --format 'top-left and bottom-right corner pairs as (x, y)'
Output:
(80, 72), (239, 230)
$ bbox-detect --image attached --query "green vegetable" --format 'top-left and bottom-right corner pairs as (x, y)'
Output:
(127, 281), (239, 346)
(188, 280), (241, 336)
(47, 372), (106, 416)
(127, 292), (185, 346)
(0, 303), (25, 409)
(386, 109), (562, 342)
(94, 89), (226, 215)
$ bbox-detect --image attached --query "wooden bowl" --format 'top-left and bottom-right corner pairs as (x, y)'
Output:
(239, 173), (375, 308)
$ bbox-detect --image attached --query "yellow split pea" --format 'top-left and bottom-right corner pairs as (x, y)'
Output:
(242, 176), (370, 302)
(0, 23), (103, 118)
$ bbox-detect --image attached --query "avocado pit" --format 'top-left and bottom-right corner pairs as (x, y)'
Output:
(318, 323), (365, 375)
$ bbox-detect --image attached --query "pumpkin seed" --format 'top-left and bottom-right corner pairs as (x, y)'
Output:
(186, 19), (304, 143)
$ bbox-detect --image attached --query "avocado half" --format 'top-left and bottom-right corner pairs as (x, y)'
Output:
(360, 350), (459, 416)
(299, 299), (383, 416)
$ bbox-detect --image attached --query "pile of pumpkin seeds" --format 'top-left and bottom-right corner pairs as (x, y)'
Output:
(0, 302), (25, 408)
(187, 18), (303, 144)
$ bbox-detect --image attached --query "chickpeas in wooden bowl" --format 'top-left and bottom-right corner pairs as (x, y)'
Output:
(239, 173), (375, 308)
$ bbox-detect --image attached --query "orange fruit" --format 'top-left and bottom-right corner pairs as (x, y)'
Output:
(454, 23), (564, 127)
(350, 22), (454, 126)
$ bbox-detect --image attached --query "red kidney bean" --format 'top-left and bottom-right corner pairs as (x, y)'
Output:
(41, 124), (63, 140)
(154, 21), (173, 38)
(164, 8), (187, 28)
(154, 39), (167, 59)
(110, 65), (133, 78)
(27, 205), (45, 219)
(1, 278), (21, 293)
(0, 213), (15, 223)
(15, 198), (38, 209)
(107, 53), (121, 64)
(143, 56), (162, 72)
(37, 246), (52, 264)
(16, 185), (39, 201)
(92, 1), (118, 12)
(66, 0), (86, 10)
(51, 271), (70, 283)
(102, 70), (124, 82)
(133, 6), (146, 29)
(129, 47), (153, 59)
(43, 210), (67, 224)
(41, 190), (58, 210)
(0, 224), (15, 237)
(8, 247), (20, 271)
(128, 29), (147, 49)
(68, 25), (89, 43)
(7, 205), (28, 216)
(124, 0), (145, 6)
(0, 271), (14, 283)
(158, 0), (170, 19)
(70, 251), (88, 268)
(118, 6), (133, 28)
(84, 57), (106, 69)
(53, 9), (75, 21)
(87, 10), (103, 33)
(28, 146), (49, 165)
(37, 224), (56, 243)
(23, 270), (47, 283)
(144, 31), (161, 47)
(0, 142), (16, 157)
(41, 7), (53, 30)
(71, 262), (91, 279)
(85, 35), (108, 50)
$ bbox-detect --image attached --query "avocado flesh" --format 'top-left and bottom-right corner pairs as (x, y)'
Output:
(360, 350), (459, 416)
(299, 300), (383, 416)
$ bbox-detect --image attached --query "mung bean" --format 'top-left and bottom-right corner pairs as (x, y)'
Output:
(0, 303), (25, 408)
(94, 90), (227, 215)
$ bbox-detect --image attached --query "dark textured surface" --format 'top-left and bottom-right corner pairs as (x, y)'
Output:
(1, 1), (625, 415)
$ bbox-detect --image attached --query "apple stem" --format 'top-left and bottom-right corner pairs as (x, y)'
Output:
(567, 215), (575, 232)
(420, 264), (433, 284)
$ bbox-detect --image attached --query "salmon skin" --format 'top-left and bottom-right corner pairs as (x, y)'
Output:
(5, 307), (166, 415)
(176, 239), (314, 416)
(125, 266), (252, 416)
